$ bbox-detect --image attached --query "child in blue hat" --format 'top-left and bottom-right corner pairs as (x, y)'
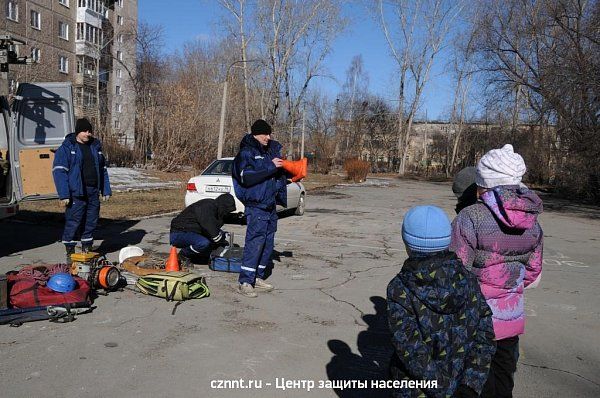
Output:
(387, 205), (496, 398)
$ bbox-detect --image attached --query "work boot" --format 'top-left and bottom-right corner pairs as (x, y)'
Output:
(65, 245), (76, 265)
(237, 282), (257, 298)
(82, 243), (93, 253)
(179, 254), (193, 270)
(254, 278), (274, 292)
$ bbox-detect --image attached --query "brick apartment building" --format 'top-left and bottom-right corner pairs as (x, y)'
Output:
(0, 0), (137, 147)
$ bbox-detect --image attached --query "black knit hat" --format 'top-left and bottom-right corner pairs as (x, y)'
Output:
(452, 166), (478, 214)
(452, 167), (476, 198)
(251, 119), (272, 135)
(75, 118), (93, 134)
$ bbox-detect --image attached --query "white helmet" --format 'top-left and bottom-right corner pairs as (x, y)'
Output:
(118, 246), (144, 264)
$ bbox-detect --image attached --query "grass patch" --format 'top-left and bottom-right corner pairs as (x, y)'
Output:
(303, 173), (345, 190)
(16, 173), (344, 221)
(18, 188), (186, 222)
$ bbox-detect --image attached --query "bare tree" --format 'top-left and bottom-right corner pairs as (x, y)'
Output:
(132, 22), (165, 164)
(254, 0), (346, 157)
(336, 55), (370, 160)
(446, 11), (478, 177)
(377, 0), (462, 175)
(218, 0), (253, 133)
(473, 0), (600, 199)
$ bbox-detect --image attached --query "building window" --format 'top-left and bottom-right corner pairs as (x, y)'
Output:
(77, 23), (84, 40)
(59, 22), (69, 40)
(117, 69), (122, 78)
(118, 34), (124, 43)
(117, 15), (123, 25)
(114, 120), (120, 129)
(6, 1), (18, 22)
(116, 50), (122, 61)
(85, 24), (100, 45)
(59, 0), (69, 7)
(115, 85), (121, 95)
(77, 60), (82, 74)
(59, 56), (69, 74)
(116, 103), (122, 113)
(117, 0), (123, 7)
(30, 10), (41, 30)
(31, 48), (40, 63)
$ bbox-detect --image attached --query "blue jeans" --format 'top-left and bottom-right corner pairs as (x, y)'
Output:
(62, 186), (100, 247)
(170, 231), (212, 260)
(239, 207), (277, 285)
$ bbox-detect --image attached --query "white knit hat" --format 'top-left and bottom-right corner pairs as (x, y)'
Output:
(476, 144), (526, 188)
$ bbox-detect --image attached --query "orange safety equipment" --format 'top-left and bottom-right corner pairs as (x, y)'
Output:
(282, 158), (307, 182)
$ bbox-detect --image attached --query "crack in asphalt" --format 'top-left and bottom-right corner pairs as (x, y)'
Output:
(353, 263), (399, 275)
(381, 237), (396, 258)
(521, 362), (600, 388)
(318, 289), (366, 327)
(117, 307), (158, 327)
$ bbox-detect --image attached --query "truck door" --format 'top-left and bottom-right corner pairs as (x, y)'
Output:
(0, 96), (9, 203)
(9, 82), (75, 203)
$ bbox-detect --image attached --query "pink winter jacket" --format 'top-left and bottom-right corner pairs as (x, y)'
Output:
(450, 186), (543, 340)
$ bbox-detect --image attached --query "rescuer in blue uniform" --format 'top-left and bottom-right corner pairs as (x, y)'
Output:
(232, 119), (287, 298)
(52, 118), (111, 263)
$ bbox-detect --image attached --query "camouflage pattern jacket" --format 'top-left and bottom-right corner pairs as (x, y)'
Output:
(387, 251), (496, 397)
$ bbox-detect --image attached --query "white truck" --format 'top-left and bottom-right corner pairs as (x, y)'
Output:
(0, 82), (75, 220)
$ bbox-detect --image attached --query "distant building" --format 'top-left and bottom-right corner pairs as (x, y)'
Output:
(0, 0), (137, 147)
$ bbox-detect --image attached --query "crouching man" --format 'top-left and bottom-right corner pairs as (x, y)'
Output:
(169, 193), (236, 265)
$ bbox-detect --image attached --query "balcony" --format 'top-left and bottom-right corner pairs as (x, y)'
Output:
(77, 2), (106, 28)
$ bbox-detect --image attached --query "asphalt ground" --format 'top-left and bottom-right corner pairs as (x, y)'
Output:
(1, 178), (599, 397)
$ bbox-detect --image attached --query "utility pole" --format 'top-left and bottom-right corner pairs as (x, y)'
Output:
(423, 109), (428, 165)
(0, 36), (31, 96)
(300, 105), (306, 158)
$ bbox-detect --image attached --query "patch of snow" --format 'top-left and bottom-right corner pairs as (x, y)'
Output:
(107, 167), (182, 192)
(337, 177), (394, 187)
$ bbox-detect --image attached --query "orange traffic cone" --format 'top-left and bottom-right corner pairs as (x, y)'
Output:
(165, 246), (180, 272)
(282, 157), (308, 182)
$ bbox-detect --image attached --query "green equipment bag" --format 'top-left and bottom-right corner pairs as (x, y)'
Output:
(135, 272), (210, 301)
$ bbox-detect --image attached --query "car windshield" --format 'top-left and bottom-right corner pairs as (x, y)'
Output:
(202, 160), (233, 176)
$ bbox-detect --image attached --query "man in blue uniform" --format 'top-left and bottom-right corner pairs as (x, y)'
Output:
(232, 119), (287, 297)
(52, 118), (111, 263)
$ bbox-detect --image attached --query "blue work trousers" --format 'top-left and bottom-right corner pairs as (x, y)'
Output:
(239, 207), (277, 285)
(170, 231), (212, 260)
(62, 186), (100, 247)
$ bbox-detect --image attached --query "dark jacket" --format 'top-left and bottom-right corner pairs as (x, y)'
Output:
(170, 194), (236, 242)
(52, 133), (111, 199)
(387, 251), (496, 398)
(231, 134), (287, 210)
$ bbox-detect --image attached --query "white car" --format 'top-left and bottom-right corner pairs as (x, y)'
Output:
(185, 158), (306, 216)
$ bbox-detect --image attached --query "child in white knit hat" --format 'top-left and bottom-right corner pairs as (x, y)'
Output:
(450, 144), (544, 398)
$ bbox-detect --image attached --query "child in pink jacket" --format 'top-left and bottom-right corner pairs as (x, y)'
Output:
(450, 144), (543, 398)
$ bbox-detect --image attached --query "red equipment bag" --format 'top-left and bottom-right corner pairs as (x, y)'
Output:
(7, 274), (91, 309)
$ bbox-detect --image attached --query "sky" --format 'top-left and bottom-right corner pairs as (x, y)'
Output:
(140, 1), (458, 121)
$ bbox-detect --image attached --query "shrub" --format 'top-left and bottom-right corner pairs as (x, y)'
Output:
(344, 158), (369, 183)
(101, 135), (134, 167)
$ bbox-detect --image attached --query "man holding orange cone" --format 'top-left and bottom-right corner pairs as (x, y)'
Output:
(232, 119), (287, 298)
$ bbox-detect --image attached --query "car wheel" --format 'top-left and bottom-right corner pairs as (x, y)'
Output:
(294, 193), (305, 216)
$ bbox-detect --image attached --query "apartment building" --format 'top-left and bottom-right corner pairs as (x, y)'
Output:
(1, 0), (76, 85)
(107, 0), (136, 147)
(0, 0), (137, 148)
